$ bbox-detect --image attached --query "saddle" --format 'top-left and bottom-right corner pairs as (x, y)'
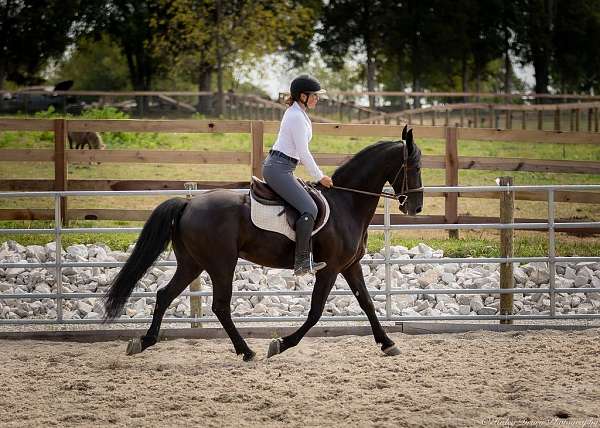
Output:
(250, 176), (328, 231)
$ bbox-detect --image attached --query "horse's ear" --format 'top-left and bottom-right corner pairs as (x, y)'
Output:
(406, 128), (414, 151)
(402, 124), (408, 140)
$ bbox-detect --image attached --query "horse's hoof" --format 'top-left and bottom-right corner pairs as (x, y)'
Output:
(243, 350), (256, 362)
(267, 338), (282, 358)
(126, 338), (143, 356)
(382, 344), (401, 356)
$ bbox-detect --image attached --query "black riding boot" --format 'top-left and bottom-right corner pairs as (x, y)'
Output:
(294, 213), (327, 276)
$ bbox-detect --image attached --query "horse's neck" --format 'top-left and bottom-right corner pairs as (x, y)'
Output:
(331, 152), (390, 228)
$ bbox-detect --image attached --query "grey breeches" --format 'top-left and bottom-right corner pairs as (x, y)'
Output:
(262, 153), (318, 219)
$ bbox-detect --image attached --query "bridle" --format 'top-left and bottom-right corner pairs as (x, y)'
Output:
(327, 141), (423, 206)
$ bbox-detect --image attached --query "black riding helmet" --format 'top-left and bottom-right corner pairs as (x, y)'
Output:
(290, 75), (326, 107)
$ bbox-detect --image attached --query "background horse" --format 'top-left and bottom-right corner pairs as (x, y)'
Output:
(104, 125), (423, 361)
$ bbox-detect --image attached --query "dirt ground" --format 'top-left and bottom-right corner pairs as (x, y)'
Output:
(1, 329), (599, 428)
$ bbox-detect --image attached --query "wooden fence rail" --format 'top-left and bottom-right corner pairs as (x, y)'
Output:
(1, 119), (600, 232)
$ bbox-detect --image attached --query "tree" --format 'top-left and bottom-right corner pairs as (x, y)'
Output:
(97, 0), (165, 112)
(465, 0), (505, 96)
(0, 0), (83, 89)
(151, 0), (316, 115)
(513, 0), (556, 95)
(380, 0), (453, 106)
(552, 0), (600, 93)
(318, 0), (388, 108)
(53, 34), (131, 90)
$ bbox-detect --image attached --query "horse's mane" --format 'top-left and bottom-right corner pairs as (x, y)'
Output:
(331, 140), (399, 184)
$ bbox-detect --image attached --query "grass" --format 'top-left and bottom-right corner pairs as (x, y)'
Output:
(1, 108), (599, 256)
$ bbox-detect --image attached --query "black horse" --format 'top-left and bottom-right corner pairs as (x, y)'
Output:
(104, 126), (423, 361)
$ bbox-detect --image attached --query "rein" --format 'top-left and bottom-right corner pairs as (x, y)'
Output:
(327, 141), (422, 206)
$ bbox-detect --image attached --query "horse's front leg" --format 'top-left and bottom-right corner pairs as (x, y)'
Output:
(267, 269), (337, 358)
(342, 261), (400, 356)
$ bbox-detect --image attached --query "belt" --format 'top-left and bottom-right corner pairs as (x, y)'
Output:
(269, 150), (298, 165)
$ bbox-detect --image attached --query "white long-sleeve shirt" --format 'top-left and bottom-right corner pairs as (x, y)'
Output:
(271, 101), (324, 181)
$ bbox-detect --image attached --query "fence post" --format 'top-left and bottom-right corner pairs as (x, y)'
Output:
(595, 107), (599, 132)
(575, 108), (580, 132)
(445, 126), (459, 239)
(588, 108), (593, 132)
(250, 120), (265, 179)
(521, 110), (526, 130)
(498, 176), (514, 324)
(554, 107), (561, 131)
(488, 107), (493, 128)
(185, 182), (203, 328)
(537, 110), (543, 130)
(54, 118), (68, 224)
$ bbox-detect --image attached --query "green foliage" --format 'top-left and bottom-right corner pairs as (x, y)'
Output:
(0, 106), (161, 148)
(0, 0), (83, 88)
(53, 34), (131, 91)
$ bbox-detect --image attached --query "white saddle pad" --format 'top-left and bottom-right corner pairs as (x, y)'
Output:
(250, 191), (330, 242)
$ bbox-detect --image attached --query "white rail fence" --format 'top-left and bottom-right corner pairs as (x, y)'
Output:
(1, 184), (599, 325)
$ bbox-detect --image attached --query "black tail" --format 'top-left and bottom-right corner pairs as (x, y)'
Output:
(103, 198), (188, 321)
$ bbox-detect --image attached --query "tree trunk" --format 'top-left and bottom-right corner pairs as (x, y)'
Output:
(412, 74), (421, 110)
(366, 41), (376, 109)
(0, 64), (5, 91)
(124, 47), (151, 116)
(461, 54), (469, 103)
(475, 66), (481, 102)
(197, 64), (213, 115)
(531, 0), (554, 101)
(503, 35), (511, 95)
(215, 0), (224, 117)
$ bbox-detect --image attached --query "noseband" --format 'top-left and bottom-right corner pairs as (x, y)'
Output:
(329, 141), (423, 205)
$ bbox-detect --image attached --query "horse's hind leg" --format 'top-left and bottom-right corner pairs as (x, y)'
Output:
(126, 250), (201, 355)
(208, 260), (256, 361)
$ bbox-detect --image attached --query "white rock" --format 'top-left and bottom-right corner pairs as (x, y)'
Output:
(477, 306), (497, 315)
(361, 265), (371, 277)
(470, 295), (484, 312)
(574, 268), (592, 287)
(77, 301), (93, 316)
(401, 307), (420, 317)
(557, 277), (574, 288)
(409, 243), (434, 258)
(246, 271), (264, 285)
(26, 245), (47, 262)
(513, 267), (528, 284)
(365, 275), (381, 289)
(440, 272), (455, 284)
(252, 303), (268, 314)
(417, 270), (440, 288)
(459, 304), (471, 315)
(564, 267), (576, 280)
(335, 276), (349, 289)
(263, 275), (284, 290)
(400, 264), (415, 274)
(443, 263), (460, 274)
(66, 244), (88, 259)
(436, 294), (453, 303)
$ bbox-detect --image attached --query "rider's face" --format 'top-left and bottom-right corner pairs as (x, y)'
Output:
(301, 93), (319, 109)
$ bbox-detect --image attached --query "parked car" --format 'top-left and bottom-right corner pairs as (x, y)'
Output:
(0, 80), (84, 115)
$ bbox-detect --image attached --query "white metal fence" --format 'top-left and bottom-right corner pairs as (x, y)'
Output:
(1, 185), (599, 325)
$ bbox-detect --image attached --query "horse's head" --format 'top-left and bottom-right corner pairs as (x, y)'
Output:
(389, 125), (423, 216)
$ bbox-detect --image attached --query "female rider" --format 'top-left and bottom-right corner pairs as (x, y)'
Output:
(262, 75), (333, 276)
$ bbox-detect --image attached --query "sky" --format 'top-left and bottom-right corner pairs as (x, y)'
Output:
(236, 52), (537, 100)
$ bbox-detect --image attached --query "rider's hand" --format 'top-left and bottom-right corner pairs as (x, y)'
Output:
(319, 175), (333, 188)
